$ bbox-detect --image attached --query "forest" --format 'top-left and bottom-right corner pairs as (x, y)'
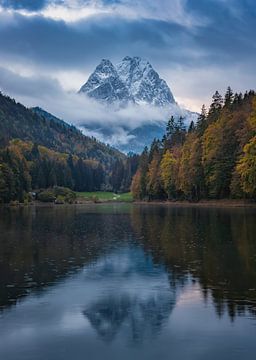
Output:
(131, 88), (256, 201)
(1, 89), (256, 203)
(0, 139), (138, 203)
(0, 92), (124, 166)
(0, 92), (139, 203)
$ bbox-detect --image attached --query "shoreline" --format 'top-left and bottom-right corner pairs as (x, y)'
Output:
(134, 199), (256, 208)
(1, 199), (256, 208)
(0, 200), (133, 208)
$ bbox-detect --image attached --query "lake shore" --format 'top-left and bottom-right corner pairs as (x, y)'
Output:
(0, 199), (132, 208)
(2, 198), (256, 208)
(134, 199), (256, 208)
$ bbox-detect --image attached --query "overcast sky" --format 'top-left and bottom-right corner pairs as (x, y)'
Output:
(0, 0), (255, 118)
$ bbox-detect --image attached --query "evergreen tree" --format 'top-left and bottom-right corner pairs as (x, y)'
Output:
(208, 91), (223, 123)
(188, 121), (195, 133)
(197, 104), (207, 134)
(224, 86), (234, 108)
(131, 89), (256, 202)
(166, 116), (176, 138)
(138, 147), (149, 200)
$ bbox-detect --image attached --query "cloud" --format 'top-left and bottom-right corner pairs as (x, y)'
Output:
(0, 0), (204, 27)
(0, 66), (62, 99)
(0, 11), (181, 71)
(81, 127), (136, 147)
(0, 66), (196, 147)
(0, 0), (255, 73)
(0, 0), (255, 114)
(0, 0), (48, 11)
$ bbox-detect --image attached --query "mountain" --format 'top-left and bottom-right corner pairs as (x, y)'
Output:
(116, 56), (175, 106)
(79, 57), (175, 107)
(0, 92), (140, 202)
(79, 59), (132, 106)
(0, 92), (124, 167)
(78, 57), (197, 153)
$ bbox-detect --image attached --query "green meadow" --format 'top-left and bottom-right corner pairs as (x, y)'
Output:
(76, 192), (133, 202)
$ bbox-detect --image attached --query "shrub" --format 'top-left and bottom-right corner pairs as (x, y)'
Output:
(37, 190), (56, 203)
(24, 192), (33, 203)
(53, 186), (76, 203)
(36, 187), (76, 203)
(55, 195), (65, 204)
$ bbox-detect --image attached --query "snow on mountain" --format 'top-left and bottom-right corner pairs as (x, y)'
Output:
(78, 57), (198, 153)
(79, 59), (132, 106)
(116, 56), (175, 106)
(79, 57), (175, 107)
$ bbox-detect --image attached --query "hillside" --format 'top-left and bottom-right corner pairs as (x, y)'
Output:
(132, 89), (256, 201)
(0, 92), (124, 168)
(0, 92), (140, 203)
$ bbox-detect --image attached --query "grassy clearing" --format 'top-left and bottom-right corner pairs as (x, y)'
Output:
(76, 191), (133, 202)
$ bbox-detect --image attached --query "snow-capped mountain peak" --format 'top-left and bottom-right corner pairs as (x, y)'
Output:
(79, 56), (175, 107)
(78, 57), (197, 153)
(116, 56), (175, 106)
(78, 58), (131, 105)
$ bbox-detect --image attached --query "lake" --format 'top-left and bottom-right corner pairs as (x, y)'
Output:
(0, 204), (256, 360)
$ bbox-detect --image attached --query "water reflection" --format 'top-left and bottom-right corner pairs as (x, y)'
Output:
(0, 205), (256, 321)
(131, 205), (256, 319)
(0, 205), (134, 309)
(83, 247), (175, 343)
(0, 204), (256, 359)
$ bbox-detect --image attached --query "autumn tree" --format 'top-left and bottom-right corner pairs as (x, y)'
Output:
(160, 150), (177, 199)
(237, 136), (256, 197)
(178, 132), (204, 200)
(147, 145), (164, 199)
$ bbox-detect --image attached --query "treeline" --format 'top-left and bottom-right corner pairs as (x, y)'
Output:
(0, 91), (140, 203)
(0, 91), (124, 167)
(131, 88), (256, 201)
(0, 140), (138, 203)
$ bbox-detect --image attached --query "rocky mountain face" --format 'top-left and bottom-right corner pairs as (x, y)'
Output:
(116, 56), (175, 106)
(79, 57), (175, 107)
(79, 59), (132, 106)
(78, 57), (197, 153)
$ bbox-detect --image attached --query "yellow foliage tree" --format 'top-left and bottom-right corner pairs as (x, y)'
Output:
(160, 150), (177, 199)
(237, 136), (256, 196)
(178, 133), (203, 200)
(131, 169), (141, 200)
(147, 152), (163, 199)
(248, 97), (256, 133)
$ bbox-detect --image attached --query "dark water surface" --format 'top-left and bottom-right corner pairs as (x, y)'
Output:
(0, 204), (256, 359)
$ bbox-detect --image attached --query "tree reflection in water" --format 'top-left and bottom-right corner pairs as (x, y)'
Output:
(0, 204), (256, 324)
(131, 205), (256, 320)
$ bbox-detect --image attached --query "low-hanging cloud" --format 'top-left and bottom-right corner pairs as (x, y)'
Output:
(0, 66), (196, 147)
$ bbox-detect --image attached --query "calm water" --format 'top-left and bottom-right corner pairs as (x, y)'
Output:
(0, 204), (256, 360)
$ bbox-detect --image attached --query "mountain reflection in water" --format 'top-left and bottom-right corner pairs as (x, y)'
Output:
(83, 247), (175, 343)
(0, 204), (256, 360)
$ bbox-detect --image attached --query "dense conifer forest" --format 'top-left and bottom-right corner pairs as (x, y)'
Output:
(0, 92), (123, 164)
(1, 89), (256, 203)
(0, 92), (139, 203)
(131, 88), (256, 201)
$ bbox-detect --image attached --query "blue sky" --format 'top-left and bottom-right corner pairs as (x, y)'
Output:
(0, 0), (255, 113)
